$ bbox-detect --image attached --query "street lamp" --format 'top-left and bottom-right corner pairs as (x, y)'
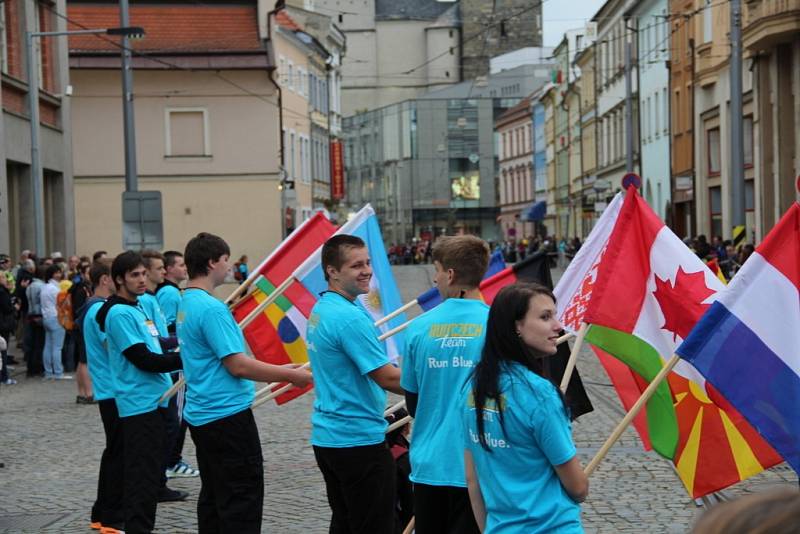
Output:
(26, 26), (144, 257)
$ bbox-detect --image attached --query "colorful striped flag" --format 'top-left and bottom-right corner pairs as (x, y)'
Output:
(679, 202), (800, 474)
(232, 212), (337, 404)
(578, 187), (781, 498)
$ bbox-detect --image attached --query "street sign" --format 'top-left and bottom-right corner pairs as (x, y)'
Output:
(122, 191), (163, 251)
(622, 173), (641, 190)
(592, 178), (610, 192)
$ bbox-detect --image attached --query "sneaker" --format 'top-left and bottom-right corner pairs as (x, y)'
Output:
(100, 524), (125, 534)
(90, 521), (102, 530)
(1, 378), (16, 385)
(166, 460), (200, 478)
(54, 374), (73, 380)
(158, 487), (189, 503)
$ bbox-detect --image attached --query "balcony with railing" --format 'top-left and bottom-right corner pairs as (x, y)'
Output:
(743, 0), (800, 50)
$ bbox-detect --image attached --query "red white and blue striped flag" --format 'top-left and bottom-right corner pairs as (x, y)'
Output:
(678, 202), (800, 474)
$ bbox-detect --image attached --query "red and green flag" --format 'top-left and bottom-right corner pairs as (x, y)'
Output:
(568, 187), (781, 498)
(232, 212), (336, 404)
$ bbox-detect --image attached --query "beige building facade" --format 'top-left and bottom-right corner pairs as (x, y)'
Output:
(69, 2), (282, 259)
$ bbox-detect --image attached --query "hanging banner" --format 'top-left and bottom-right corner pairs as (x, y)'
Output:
(330, 140), (345, 200)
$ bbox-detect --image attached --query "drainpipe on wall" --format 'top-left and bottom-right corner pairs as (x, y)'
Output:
(267, 0), (287, 236)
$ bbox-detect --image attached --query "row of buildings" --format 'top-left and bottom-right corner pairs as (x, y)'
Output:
(0, 0), (547, 258)
(497, 0), (800, 244)
(0, 0), (347, 259)
(344, 0), (800, 246)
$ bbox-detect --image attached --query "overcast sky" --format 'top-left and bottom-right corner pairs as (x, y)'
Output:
(542, 0), (608, 46)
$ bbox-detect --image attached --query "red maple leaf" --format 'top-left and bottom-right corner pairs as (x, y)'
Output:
(652, 267), (716, 340)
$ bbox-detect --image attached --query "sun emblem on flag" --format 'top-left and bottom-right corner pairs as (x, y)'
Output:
(365, 290), (382, 313)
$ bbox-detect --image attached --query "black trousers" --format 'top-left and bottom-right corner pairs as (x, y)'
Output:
(313, 443), (396, 534)
(189, 408), (264, 534)
(91, 399), (124, 526)
(413, 483), (481, 534)
(122, 408), (168, 534)
(24, 320), (44, 376)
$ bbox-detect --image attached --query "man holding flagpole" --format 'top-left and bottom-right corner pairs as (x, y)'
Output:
(307, 234), (403, 534)
(401, 235), (489, 534)
(177, 232), (312, 533)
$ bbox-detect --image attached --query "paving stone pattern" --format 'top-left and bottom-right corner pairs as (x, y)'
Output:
(0, 264), (794, 532)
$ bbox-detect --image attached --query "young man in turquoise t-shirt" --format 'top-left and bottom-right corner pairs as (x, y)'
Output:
(79, 258), (123, 531)
(308, 234), (403, 534)
(95, 251), (183, 534)
(143, 249), (198, 480)
(177, 232), (311, 534)
(401, 235), (490, 534)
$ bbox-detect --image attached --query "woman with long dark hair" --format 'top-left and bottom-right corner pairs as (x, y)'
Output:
(462, 283), (588, 533)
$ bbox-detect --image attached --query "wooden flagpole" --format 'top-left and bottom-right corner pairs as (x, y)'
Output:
(386, 414), (412, 433)
(251, 361), (312, 409)
(239, 275), (296, 330)
(402, 518), (415, 534)
(559, 322), (589, 393)
(385, 399), (406, 417)
(583, 354), (681, 476)
(374, 299), (418, 327)
(160, 274), (298, 403)
(378, 319), (413, 341)
(223, 273), (262, 306)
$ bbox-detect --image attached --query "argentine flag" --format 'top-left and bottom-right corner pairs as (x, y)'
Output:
(294, 205), (407, 360)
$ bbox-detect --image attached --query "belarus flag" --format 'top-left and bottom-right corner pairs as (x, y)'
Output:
(572, 187), (781, 498)
(679, 202), (800, 474)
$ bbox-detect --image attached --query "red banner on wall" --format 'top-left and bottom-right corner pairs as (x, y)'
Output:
(330, 140), (345, 200)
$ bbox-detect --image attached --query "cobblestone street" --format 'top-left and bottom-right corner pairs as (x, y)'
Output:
(0, 265), (795, 533)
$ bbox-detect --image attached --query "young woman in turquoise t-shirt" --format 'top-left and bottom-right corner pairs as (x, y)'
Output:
(463, 283), (589, 533)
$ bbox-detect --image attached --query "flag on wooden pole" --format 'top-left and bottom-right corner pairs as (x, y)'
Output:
(678, 202), (800, 474)
(579, 186), (781, 498)
(231, 213), (337, 404)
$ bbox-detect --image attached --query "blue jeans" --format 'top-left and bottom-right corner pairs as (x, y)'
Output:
(43, 316), (65, 377)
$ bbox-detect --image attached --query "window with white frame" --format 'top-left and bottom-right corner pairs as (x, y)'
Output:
(662, 88), (668, 134)
(166, 109), (210, 157)
(297, 67), (306, 97)
(287, 61), (295, 91)
(703, 0), (712, 43)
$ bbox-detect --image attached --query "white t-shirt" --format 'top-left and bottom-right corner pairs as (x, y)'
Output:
(40, 279), (61, 319)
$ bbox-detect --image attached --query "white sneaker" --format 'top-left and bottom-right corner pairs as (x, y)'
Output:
(55, 374), (74, 380)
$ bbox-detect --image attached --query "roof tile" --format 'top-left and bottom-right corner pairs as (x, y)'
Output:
(68, 4), (263, 54)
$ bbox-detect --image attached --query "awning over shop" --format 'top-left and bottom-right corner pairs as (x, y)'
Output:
(520, 200), (547, 222)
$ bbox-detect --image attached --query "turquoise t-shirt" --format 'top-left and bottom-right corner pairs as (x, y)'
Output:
(156, 283), (182, 329)
(104, 302), (172, 418)
(462, 362), (582, 534)
(307, 291), (390, 447)
(84, 300), (114, 401)
(401, 298), (489, 487)
(176, 288), (254, 427)
(139, 291), (169, 338)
